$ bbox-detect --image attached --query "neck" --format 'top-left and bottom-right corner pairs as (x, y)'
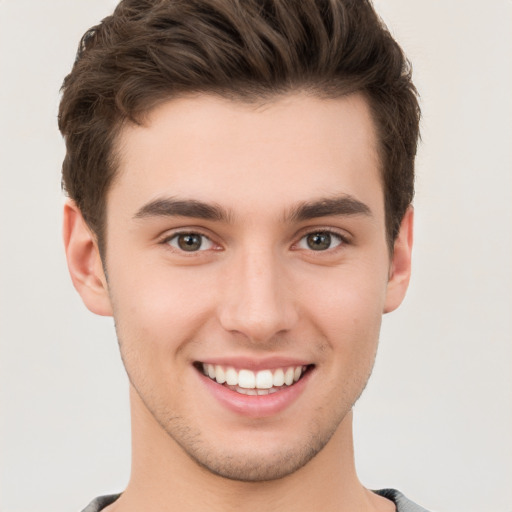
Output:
(107, 386), (391, 512)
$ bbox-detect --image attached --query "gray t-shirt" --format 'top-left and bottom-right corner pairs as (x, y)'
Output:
(81, 488), (430, 512)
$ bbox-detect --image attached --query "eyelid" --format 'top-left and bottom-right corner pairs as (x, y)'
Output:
(292, 227), (351, 251)
(157, 225), (350, 253)
(159, 228), (222, 252)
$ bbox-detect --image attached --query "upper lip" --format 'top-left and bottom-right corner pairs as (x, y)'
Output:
(195, 356), (313, 371)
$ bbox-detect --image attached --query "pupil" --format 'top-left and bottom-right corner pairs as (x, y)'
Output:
(178, 234), (202, 251)
(307, 232), (331, 251)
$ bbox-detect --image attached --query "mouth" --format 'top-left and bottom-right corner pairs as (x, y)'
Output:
(194, 362), (314, 396)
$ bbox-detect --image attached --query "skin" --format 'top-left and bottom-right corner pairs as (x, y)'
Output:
(63, 92), (413, 512)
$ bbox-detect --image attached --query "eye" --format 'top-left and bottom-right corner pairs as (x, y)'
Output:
(297, 231), (344, 251)
(166, 232), (214, 252)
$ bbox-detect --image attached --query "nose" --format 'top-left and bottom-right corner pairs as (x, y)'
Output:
(218, 248), (299, 343)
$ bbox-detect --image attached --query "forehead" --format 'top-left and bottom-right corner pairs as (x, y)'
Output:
(110, 92), (383, 221)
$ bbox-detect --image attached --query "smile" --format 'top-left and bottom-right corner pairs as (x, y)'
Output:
(198, 363), (312, 396)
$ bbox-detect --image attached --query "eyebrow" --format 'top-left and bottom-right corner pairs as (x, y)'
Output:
(287, 195), (372, 222)
(134, 197), (232, 222)
(133, 194), (371, 224)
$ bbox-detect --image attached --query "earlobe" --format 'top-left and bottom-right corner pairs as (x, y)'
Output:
(383, 206), (414, 314)
(63, 201), (113, 316)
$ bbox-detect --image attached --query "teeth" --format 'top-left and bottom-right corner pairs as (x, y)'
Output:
(272, 368), (285, 387)
(225, 367), (238, 386)
(238, 369), (256, 389)
(202, 363), (307, 391)
(230, 385), (280, 395)
(215, 365), (226, 384)
(256, 370), (273, 389)
(284, 367), (294, 386)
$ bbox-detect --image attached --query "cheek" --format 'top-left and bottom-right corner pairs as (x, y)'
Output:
(296, 263), (388, 384)
(300, 265), (388, 334)
(108, 264), (217, 353)
(109, 279), (198, 398)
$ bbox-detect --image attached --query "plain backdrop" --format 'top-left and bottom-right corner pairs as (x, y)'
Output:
(1, 1), (511, 511)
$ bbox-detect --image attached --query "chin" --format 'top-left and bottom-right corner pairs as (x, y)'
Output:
(188, 443), (325, 482)
(163, 416), (342, 483)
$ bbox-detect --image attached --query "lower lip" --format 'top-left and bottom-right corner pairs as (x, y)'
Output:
(198, 369), (312, 418)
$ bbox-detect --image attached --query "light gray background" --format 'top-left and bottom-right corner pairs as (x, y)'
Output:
(1, 1), (511, 511)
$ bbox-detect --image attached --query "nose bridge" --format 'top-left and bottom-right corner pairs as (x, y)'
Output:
(219, 245), (297, 342)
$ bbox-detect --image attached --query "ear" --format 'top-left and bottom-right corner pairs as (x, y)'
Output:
(63, 201), (113, 316)
(383, 206), (414, 314)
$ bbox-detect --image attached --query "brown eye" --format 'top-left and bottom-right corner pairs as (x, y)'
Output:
(307, 232), (331, 250)
(167, 233), (213, 252)
(298, 231), (343, 251)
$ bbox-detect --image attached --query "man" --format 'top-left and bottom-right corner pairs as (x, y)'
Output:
(59, 0), (423, 510)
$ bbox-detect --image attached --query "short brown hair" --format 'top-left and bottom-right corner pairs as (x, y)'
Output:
(59, 0), (420, 253)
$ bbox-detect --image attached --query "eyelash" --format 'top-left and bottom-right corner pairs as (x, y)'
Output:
(162, 231), (217, 253)
(160, 228), (350, 254)
(294, 229), (349, 252)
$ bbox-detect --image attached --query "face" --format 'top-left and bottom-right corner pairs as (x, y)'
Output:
(67, 92), (412, 482)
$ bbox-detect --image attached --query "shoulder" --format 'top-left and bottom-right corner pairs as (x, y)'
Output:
(81, 490), (430, 512)
(81, 494), (121, 512)
(374, 489), (431, 512)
